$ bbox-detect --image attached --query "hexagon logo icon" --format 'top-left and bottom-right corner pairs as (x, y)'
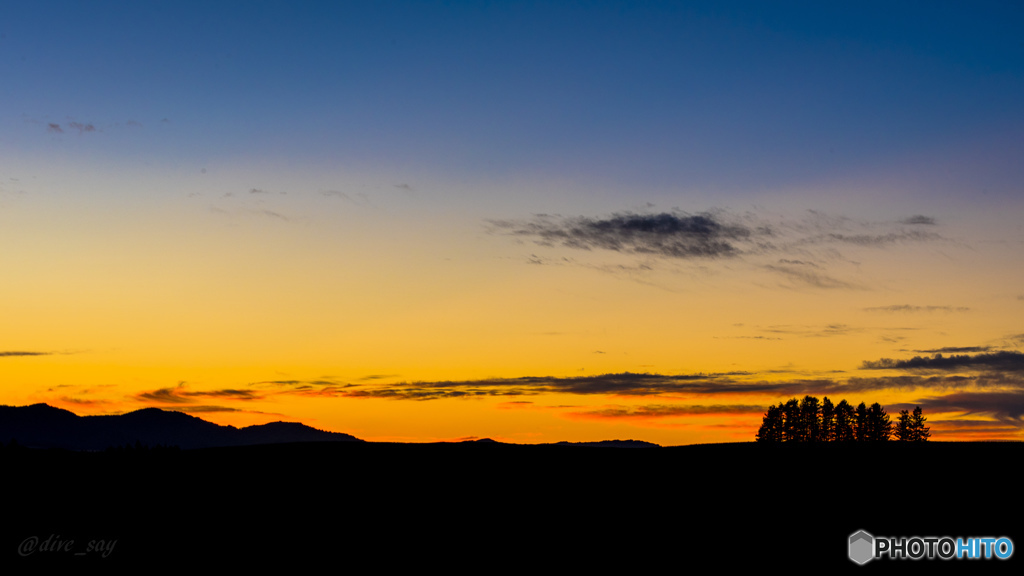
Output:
(849, 530), (874, 565)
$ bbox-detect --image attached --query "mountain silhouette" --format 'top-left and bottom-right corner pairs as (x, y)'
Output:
(0, 403), (362, 450)
(553, 439), (660, 448)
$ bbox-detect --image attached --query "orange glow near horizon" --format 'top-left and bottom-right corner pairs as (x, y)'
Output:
(3, 161), (1023, 446)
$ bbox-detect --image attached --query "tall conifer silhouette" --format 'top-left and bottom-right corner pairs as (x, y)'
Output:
(782, 398), (801, 442)
(799, 396), (821, 442)
(910, 406), (930, 442)
(755, 404), (784, 443)
(854, 402), (868, 442)
(894, 409), (912, 441)
(866, 403), (891, 441)
(820, 397), (836, 442)
(834, 400), (855, 442)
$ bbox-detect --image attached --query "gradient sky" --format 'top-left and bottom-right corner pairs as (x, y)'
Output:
(2, 1), (1023, 444)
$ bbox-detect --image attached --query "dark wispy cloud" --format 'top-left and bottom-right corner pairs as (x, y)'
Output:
(570, 404), (767, 420)
(912, 346), (991, 354)
(493, 208), (948, 257)
(900, 215), (937, 225)
(490, 209), (951, 292)
(860, 351), (1024, 372)
(246, 379), (360, 398)
(127, 382), (287, 414)
(136, 386), (191, 404)
(841, 374), (986, 393)
(250, 379), (355, 388)
(0, 351), (51, 357)
(764, 264), (862, 290)
(908, 391), (1024, 424)
(165, 405), (245, 413)
(57, 396), (111, 408)
(135, 382), (266, 404)
(863, 305), (971, 313)
(39, 118), (100, 135)
(759, 324), (859, 338)
(777, 259), (819, 267)
(321, 190), (374, 207)
(229, 372), (794, 402)
(773, 211), (948, 261)
(342, 372), (772, 400)
(927, 422), (1022, 438)
(133, 350), (1024, 413)
(36, 117), (151, 135)
(233, 362), (1024, 404)
(488, 212), (755, 259)
(67, 121), (96, 134)
(821, 230), (943, 246)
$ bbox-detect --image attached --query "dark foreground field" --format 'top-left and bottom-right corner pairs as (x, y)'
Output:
(2, 441), (1020, 572)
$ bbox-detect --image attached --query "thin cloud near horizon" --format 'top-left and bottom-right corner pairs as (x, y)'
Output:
(107, 350), (1024, 436)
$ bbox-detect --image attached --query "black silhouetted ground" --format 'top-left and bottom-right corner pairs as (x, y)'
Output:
(2, 439), (1020, 572)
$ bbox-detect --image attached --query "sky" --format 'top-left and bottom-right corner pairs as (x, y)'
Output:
(2, 1), (1023, 444)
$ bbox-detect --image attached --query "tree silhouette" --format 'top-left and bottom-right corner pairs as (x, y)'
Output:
(782, 398), (801, 442)
(834, 400), (855, 442)
(910, 406), (930, 442)
(755, 404), (784, 443)
(799, 395), (821, 442)
(894, 409), (912, 441)
(866, 403), (892, 442)
(820, 397), (835, 442)
(755, 397), (923, 443)
(854, 402), (868, 442)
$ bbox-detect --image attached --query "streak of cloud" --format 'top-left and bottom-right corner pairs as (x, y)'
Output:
(569, 404), (767, 420)
(490, 209), (950, 292)
(912, 346), (991, 354)
(67, 121), (96, 133)
(764, 264), (863, 290)
(822, 230), (943, 247)
(900, 215), (936, 225)
(166, 405), (245, 413)
(488, 212), (754, 259)
(860, 351), (1024, 372)
(863, 305), (971, 313)
(910, 391), (1024, 424)
(135, 382), (266, 404)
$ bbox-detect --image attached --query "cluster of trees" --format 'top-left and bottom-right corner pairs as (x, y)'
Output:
(756, 396), (930, 443)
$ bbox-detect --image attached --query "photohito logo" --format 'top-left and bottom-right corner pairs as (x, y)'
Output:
(849, 530), (1013, 564)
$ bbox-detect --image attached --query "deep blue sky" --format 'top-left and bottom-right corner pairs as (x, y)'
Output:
(4, 1), (1022, 193)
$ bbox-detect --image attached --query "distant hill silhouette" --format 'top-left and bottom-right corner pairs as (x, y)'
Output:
(0, 403), (362, 450)
(463, 437), (661, 447)
(554, 439), (660, 448)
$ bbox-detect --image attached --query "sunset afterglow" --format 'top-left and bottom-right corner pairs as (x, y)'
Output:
(3, 2), (1024, 444)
